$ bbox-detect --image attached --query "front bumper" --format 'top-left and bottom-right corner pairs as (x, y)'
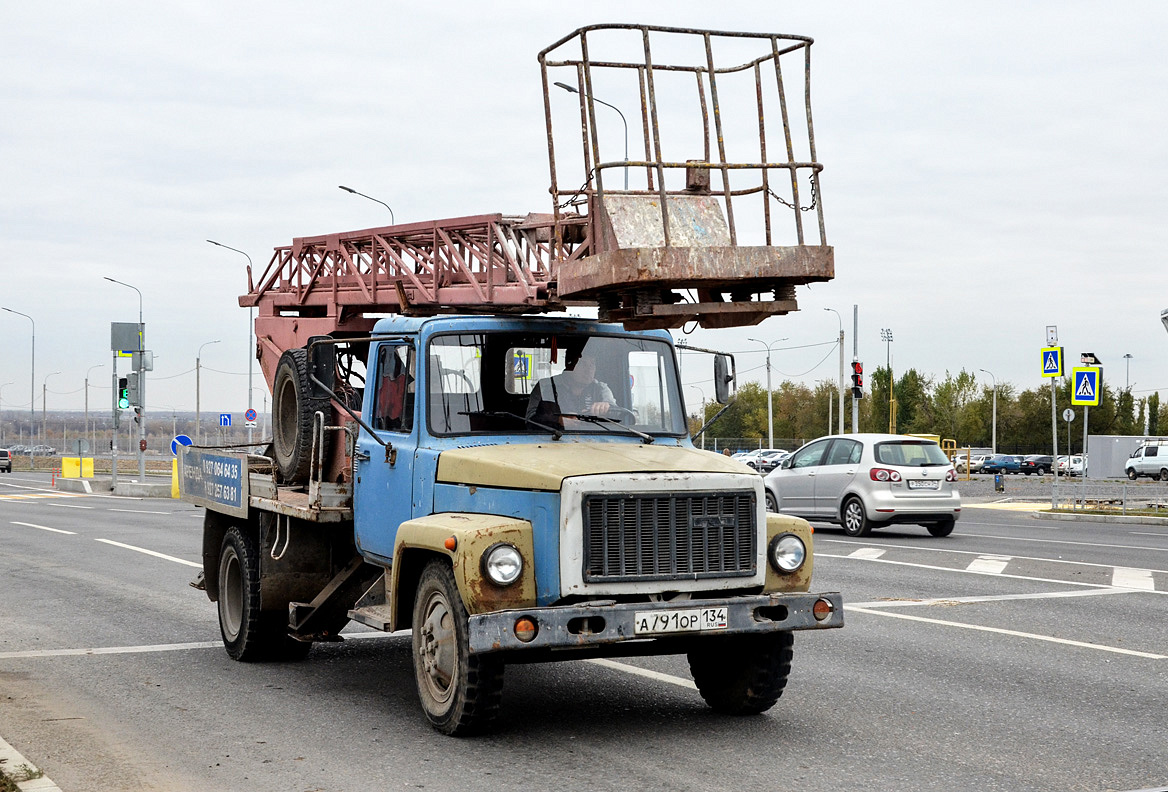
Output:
(467, 591), (844, 655)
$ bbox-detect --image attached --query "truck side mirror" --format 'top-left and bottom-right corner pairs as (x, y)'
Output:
(307, 336), (336, 399)
(714, 354), (734, 404)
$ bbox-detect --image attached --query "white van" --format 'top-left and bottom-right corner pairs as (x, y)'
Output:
(1124, 440), (1168, 480)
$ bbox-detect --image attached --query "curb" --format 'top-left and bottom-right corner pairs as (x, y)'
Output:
(1031, 510), (1168, 526)
(0, 734), (60, 792)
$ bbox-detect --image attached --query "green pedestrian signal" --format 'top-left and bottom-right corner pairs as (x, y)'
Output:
(117, 377), (130, 409)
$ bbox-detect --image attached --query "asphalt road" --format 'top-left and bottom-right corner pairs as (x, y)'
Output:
(1, 472), (1166, 792)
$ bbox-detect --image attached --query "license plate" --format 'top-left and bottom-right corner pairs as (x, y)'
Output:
(633, 607), (728, 635)
(907, 479), (939, 490)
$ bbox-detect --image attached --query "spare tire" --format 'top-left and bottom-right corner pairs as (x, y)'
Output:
(272, 348), (331, 484)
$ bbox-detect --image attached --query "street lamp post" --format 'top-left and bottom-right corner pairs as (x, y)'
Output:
(105, 276), (146, 479)
(554, 82), (629, 190)
(1123, 353), (1133, 390)
(1, 307), (35, 432)
(196, 340), (221, 445)
(207, 240), (257, 448)
(338, 186), (395, 225)
(979, 368), (997, 455)
(85, 363), (105, 454)
(42, 371), (60, 444)
(747, 337), (788, 449)
(880, 328), (894, 433)
(824, 308), (845, 435)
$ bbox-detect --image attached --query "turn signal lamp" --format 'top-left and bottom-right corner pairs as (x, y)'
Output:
(514, 617), (538, 643)
(869, 468), (902, 482)
(813, 599), (834, 622)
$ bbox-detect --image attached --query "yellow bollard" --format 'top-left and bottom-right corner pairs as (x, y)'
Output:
(82, 457), (94, 478)
(171, 458), (180, 498)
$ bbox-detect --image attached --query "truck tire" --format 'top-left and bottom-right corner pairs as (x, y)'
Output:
(218, 526), (312, 662)
(1127, 468), (1138, 481)
(412, 560), (504, 736)
(272, 348), (330, 484)
(687, 631), (794, 715)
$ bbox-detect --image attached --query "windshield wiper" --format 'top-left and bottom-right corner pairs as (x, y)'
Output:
(564, 413), (655, 444)
(458, 410), (563, 441)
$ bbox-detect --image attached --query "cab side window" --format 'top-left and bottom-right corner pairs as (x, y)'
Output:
(374, 344), (414, 433)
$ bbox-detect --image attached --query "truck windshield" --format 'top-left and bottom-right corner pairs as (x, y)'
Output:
(426, 332), (685, 438)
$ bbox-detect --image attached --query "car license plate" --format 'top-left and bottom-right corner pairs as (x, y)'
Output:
(633, 607), (728, 635)
(907, 479), (939, 490)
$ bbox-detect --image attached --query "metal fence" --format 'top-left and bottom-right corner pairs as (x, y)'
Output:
(1049, 480), (1168, 514)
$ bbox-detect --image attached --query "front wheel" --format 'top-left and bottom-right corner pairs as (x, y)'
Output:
(1127, 468), (1138, 481)
(412, 561), (504, 736)
(218, 526), (312, 662)
(765, 491), (778, 513)
(688, 632), (794, 715)
(842, 497), (871, 537)
(926, 518), (955, 537)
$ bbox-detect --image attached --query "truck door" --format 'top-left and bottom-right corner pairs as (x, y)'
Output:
(354, 342), (417, 564)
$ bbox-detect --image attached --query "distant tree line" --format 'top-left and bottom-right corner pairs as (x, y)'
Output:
(695, 367), (1167, 454)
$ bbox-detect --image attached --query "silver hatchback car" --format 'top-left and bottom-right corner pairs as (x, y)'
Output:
(763, 433), (961, 537)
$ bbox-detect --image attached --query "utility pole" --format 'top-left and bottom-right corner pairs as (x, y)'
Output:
(851, 305), (859, 433)
(881, 328), (894, 433)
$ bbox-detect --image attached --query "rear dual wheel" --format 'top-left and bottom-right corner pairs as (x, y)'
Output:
(218, 526), (311, 662)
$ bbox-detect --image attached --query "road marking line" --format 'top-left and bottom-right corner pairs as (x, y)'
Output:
(959, 532), (1168, 555)
(45, 502), (94, 509)
(93, 538), (201, 567)
(845, 606), (1168, 659)
(0, 641), (221, 660)
(818, 552), (1168, 595)
(10, 521), (76, 535)
(820, 537), (1168, 573)
(108, 508), (171, 515)
(586, 658), (697, 690)
(0, 733), (61, 792)
(1113, 567), (1156, 591)
(966, 555), (1011, 574)
(849, 547), (886, 560)
(850, 588), (1136, 608)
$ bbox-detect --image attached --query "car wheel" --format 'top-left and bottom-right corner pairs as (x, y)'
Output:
(1161, 468), (1168, 482)
(841, 497), (871, 537)
(765, 491), (778, 513)
(1127, 468), (1138, 481)
(926, 519), (955, 538)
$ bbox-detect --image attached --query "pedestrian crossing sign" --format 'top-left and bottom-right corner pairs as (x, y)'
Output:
(1041, 346), (1063, 378)
(1071, 366), (1101, 406)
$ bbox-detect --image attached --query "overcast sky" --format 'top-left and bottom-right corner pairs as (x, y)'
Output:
(2, 2), (1166, 422)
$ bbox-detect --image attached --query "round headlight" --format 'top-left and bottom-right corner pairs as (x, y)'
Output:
(769, 533), (806, 574)
(482, 543), (523, 586)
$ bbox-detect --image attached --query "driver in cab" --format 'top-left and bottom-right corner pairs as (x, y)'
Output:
(526, 354), (617, 426)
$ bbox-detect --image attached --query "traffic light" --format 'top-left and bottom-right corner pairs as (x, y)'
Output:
(133, 406), (142, 425)
(851, 361), (864, 399)
(117, 377), (130, 409)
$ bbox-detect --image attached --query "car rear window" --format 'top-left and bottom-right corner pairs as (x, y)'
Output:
(874, 441), (950, 467)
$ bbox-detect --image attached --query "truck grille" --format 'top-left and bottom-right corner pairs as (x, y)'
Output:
(583, 492), (756, 582)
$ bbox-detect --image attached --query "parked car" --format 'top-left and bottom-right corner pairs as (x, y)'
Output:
(1125, 441), (1168, 480)
(1059, 455), (1087, 477)
(748, 449), (790, 474)
(954, 453), (992, 473)
(1020, 454), (1054, 475)
(981, 454), (1021, 474)
(763, 433), (960, 538)
(0, 449), (10, 473)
